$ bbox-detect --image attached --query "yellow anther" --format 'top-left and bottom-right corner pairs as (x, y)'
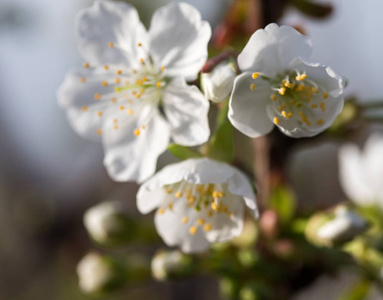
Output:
(296, 83), (305, 92)
(94, 93), (101, 100)
(113, 119), (118, 123)
(182, 217), (188, 224)
(137, 80), (143, 85)
(135, 94), (141, 99)
(211, 202), (219, 211)
(212, 191), (223, 198)
(97, 111), (103, 117)
(127, 109), (133, 115)
(102, 81), (108, 87)
(317, 119), (324, 125)
(115, 78), (120, 84)
(80, 77), (86, 83)
(187, 195), (196, 205)
(166, 189), (173, 194)
(203, 223), (212, 232)
(133, 69), (137, 74)
(299, 111), (305, 117)
(175, 191), (183, 198)
(323, 92), (329, 99)
(290, 99), (296, 105)
(279, 87), (286, 95)
(143, 77), (148, 82)
(114, 125), (119, 130)
(252, 72), (259, 79)
(116, 69), (122, 75)
(161, 66), (165, 71)
(132, 91), (137, 95)
(83, 62), (90, 68)
(320, 102), (326, 112)
(189, 226), (197, 235)
(278, 104), (286, 111)
(273, 117), (280, 125)
(142, 125), (146, 129)
(296, 74), (307, 81)
(250, 84), (256, 91)
(82, 106), (88, 111)
(197, 219), (205, 226)
(137, 43), (142, 47)
(311, 104), (318, 108)
(97, 129), (103, 135)
(119, 105), (124, 110)
(168, 203), (173, 210)
(104, 65), (109, 70)
(125, 80), (130, 85)
(128, 99), (133, 104)
(287, 112), (293, 118)
(140, 58), (144, 64)
(111, 98), (117, 103)
(281, 110), (288, 118)
(207, 210), (213, 217)
(134, 129), (140, 136)
(108, 42), (114, 48)
(312, 87), (319, 94)
(157, 82), (162, 87)
(271, 94), (277, 101)
(158, 208), (165, 215)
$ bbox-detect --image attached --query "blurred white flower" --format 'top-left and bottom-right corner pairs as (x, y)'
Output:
(229, 23), (344, 138)
(339, 134), (383, 208)
(317, 206), (367, 242)
(202, 61), (236, 103)
(58, 1), (211, 182)
(137, 158), (258, 253)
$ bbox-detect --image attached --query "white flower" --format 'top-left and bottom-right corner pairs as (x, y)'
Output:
(202, 61), (236, 103)
(339, 133), (383, 208)
(58, 1), (211, 182)
(316, 206), (367, 242)
(229, 23), (344, 138)
(137, 158), (258, 253)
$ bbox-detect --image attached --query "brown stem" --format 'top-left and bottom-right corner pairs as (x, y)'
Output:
(253, 135), (270, 211)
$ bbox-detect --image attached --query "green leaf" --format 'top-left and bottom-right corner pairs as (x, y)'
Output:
(168, 144), (202, 160)
(338, 280), (371, 300)
(269, 185), (296, 225)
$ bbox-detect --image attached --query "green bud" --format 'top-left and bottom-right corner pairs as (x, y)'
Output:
(306, 205), (367, 247)
(239, 281), (271, 300)
(151, 249), (196, 281)
(84, 201), (136, 247)
(77, 252), (127, 295)
(220, 277), (240, 300)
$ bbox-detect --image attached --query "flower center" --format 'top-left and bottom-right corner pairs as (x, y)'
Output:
(253, 71), (329, 128)
(80, 42), (168, 137)
(158, 181), (235, 235)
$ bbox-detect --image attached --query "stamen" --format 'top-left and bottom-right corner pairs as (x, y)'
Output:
(127, 109), (133, 115)
(175, 191), (183, 198)
(108, 42), (114, 48)
(137, 43), (142, 47)
(271, 94), (277, 101)
(104, 65), (109, 70)
(311, 104), (318, 108)
(320, 102), (326, 112)
(317, 119), (324, 125)
(273, 117), (280, 125)
(168, 203), (173, 210)
(197, 219), (205, 226)
(252, 72), (259, 79)
(97, 129), (102, 135)
(115, 78), (120, 84)
(203, 223), (212, 232)
(279, 87), (286, 95)
(250, 84), (256, 91)
(161, 66), (165, 72)
(94, 93), (101, 100)
(211, 202), (219, 211)
(116, 70), (122, 75)
(296, 74), (307, 81)
(189, 226), (197, 235)
(140, 58), (144, 64)
(102, 81), (108, 87)
(182, 217), (188, 224)
(83, 62), (89, 68)
(97, 111), (103, 117)
(323, 92), (329, 99)
(111, 98), (117, 103)
(158, 208), (165, 215)
(134, 129), (140, 136)
(157, 82), (162, 88)
(119, 106), (124, 110)
(80, 77), (86, 83)
(82, 106), (88, 111)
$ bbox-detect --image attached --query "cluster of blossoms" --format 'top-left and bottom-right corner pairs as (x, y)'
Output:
(58, 1), (344, 253)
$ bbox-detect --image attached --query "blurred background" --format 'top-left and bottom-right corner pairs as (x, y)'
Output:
(1, 0), (383, 299)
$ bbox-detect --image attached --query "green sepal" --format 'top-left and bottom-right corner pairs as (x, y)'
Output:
(168, 144), (203, 160)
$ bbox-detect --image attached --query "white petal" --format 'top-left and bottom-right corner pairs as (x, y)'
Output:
(103, 106), (170, 183)
(154, 201), (210, 253)
(238, 23), (312, 76)
(163, 78), (210, 146)
(76, 0), (148, 68)
(229, 73), (274, 138)
(58, 68), (116, 141)
(149, 3), (211, 81)
(338, 144), (375, 206)
(205, 196), (245, 242)
(137, 188), (172, 214)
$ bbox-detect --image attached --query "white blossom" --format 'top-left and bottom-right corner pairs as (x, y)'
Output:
(137, 158), (258, 253)
(202, 61), (236, 103)
(58, 1), (211, 182)
(229, 23), (344, 138)
(339, 133), (383, 208)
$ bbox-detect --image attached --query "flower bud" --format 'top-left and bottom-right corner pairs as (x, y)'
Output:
(306, 205), (367, 247)
(151, 249), (196, 281)
(84, 201), (135, 247)
(201, 61), (236, 103)
(77, 252), (126, 295)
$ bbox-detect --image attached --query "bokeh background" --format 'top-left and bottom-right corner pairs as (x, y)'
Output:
(1, 0), (383, 299)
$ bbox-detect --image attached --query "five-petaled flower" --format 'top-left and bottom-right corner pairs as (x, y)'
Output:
(137, 158), (258, 253)
(229, 23), (344, 138)
(58, 1), (211, 182)
(339, 134), (383, 209)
